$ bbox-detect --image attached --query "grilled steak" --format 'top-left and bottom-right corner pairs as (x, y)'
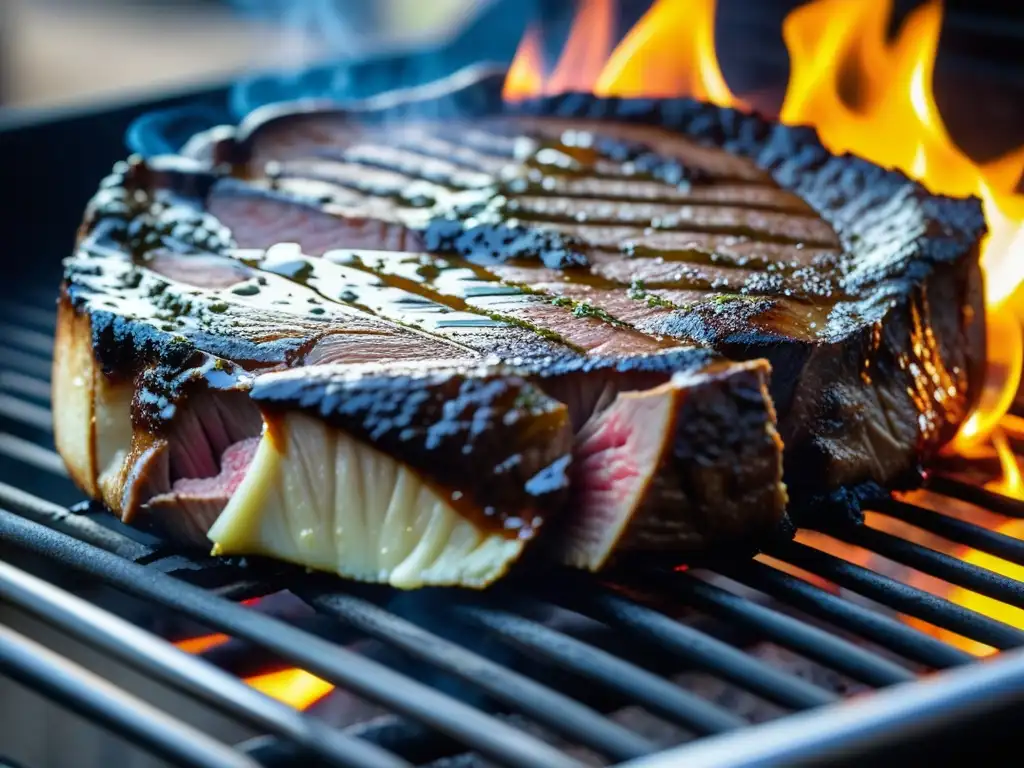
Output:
(52, 69), (984, 586)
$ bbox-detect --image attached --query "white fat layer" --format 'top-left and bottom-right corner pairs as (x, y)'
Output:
(94, 376), (135, 510)
(207, 412), (523, 589)
(52, 302), (98, 495)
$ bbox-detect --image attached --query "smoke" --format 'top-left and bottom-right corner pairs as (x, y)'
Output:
(225, 0), (509, 67)
(225, 0), (538, 118)
(225, 0), (366, 68)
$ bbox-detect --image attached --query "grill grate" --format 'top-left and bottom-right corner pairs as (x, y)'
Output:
(3, 292), (1024, 767)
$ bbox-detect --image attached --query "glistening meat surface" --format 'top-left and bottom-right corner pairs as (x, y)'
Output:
(51, 70), (985, 586)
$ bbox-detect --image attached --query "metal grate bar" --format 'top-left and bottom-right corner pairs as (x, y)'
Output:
(769, 540), (1024, 650)
(0, 508), (584, 768)
(0, 624), (258, 768)
(0, 480), (151, 560)
(928, 475), (1024, 518)
(300, 588), (656, 762)
(658, 572), (915, 687)
(0, 303), (57, 331)
(0, 433), (67, 475)
(619, 646), (1024, 768)
(723, 560), (972, 669)
(0, 560), (410, 768)
(0, 324), (54, 356)
(826, 523), (1024, 608)
(450, 598), (748, 735)
(874, 497), (1024, 565)
(244, 711), (484, 767)
(548, 579), (838, 710)
(0, 372), (52, 403)
(0, 347), (53, 380)
(0, 395), (53, 433)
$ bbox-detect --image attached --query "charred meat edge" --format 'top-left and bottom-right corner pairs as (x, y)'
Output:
(191, 74), (986, 517)
(53, 296), (582, 590)
(53, 274), (786, 579)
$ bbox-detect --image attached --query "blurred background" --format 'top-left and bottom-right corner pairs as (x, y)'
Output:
(2, 0), (1021, 163)
(0, 0), (501, 111)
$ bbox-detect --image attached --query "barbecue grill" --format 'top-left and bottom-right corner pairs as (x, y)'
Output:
(3, 2), (1024, 766)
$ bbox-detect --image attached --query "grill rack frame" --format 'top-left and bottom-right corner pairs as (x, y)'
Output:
(4, 81), (1024, 768)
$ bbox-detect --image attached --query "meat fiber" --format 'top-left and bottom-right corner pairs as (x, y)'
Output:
(52, 69), (985, 586)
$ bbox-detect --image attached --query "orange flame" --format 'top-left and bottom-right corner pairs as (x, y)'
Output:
(503, 0), (739, 107)
(174, 633), (334, 710)
(594, 0), (739, 106)
(503, 26), (546, 101)
(778, 0), (1024, 447)
(548, 0), (616, 94)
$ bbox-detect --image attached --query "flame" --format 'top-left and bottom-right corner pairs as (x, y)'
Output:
(503, 0), (739, 107)
(503, 26), (546, 101)
(548, 0), (616, 94)
(174, 633), (232, 655)
(593, 0), (739, 106)
(174, 633), (334, 710)
(778, 0), (1024, 444)
(773, 0), (1024, 647)
(903, 434), (1024, 657)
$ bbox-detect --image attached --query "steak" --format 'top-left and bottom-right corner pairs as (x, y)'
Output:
(52, 69), (985, 587)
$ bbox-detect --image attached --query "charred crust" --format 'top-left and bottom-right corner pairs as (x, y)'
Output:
(251, 366), (573, 538)
(422, 216), (589, 269)
(521, 346), (715, 379)
(639, 296), (779, 347)
(666, 362), (788, 543)
(504, 93), (986, 294)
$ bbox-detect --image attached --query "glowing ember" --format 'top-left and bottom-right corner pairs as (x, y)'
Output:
(245, 668), (335, 710)
(173, 633), (231, 655)
(174, 633), (334, 710)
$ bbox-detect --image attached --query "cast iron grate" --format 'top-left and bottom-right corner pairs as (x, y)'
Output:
(3, 281), (1024, 768)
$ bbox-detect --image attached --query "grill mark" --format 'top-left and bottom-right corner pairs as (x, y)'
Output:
(257, 123), (824, 228)
(218, 179), (840, 300)
(501, 182), (818, 214)
(539, 222), (840, 259)
(229, 117), (846, 337)
(220, 175), (842, 303)
(310, 145), (492, 190)
(272, 160), (443, 203)
(263, 159), (836, 251)
(510, 210), (837, 248)
(238, 248), (589, 355)
(325, 251), (675, 355)
(496, 116), (771, 183)
(507, 195), (837, 242)
(274, 159), (816, 221)
(389, 133), (511, 175)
